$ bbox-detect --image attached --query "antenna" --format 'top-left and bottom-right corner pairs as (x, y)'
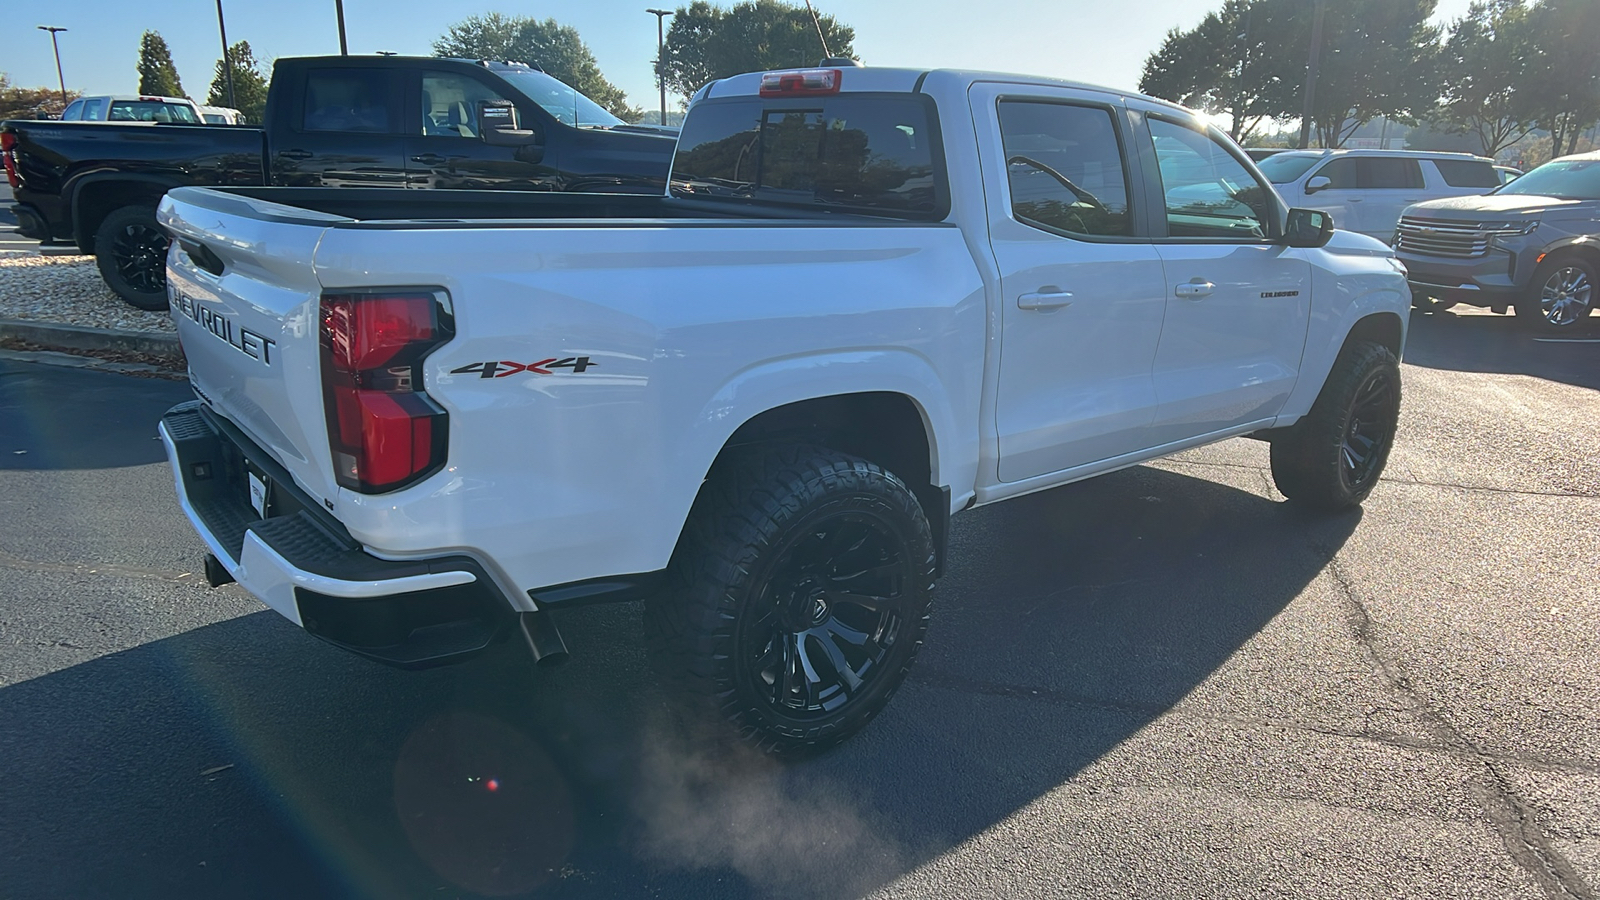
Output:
(802, 0), (832, 60)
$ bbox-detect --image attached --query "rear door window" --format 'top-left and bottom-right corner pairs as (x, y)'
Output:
(303, 69), (399, 134)
(670, 94), (947, 217)
(1361, 157), (1425, 189)
(1433, 159), (1500, 188)
(82, 98), (106, 120)
(997, 100), (1133, 238)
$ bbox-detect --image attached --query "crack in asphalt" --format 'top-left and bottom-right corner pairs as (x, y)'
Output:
(0, 549), (195, 584)
(1324, 555), (1596, 900)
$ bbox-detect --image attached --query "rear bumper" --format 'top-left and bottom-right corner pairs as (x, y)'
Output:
(160, 400), (517, 668)
(9, 204), (49, 241)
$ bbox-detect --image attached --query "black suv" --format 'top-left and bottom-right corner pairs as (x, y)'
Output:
(1396, 150), (1600, 332)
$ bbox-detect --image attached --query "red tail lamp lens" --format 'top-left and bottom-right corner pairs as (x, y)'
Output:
(320, 291), (452, 493)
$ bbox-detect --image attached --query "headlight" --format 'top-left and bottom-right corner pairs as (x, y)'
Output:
(1488, 220), (1539, 249)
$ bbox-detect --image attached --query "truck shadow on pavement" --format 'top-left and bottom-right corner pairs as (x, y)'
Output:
(0, 358), (192, 469)
(1403, 309), (1600, 392)
(0, 464), (1359, 900)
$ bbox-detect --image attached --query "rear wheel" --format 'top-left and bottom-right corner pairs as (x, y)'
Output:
(1270, 341), (1401, 510)
(94, 205), (170, 311)
(645, 445), (935, 757)
(1515, 254), (1595, 333)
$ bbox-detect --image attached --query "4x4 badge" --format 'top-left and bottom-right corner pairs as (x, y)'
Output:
(450, 357), (598, 378)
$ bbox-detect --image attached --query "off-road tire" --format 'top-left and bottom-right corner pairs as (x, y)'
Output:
(1270, 341), (1401, 510)
(1515, 253), (1596, 333)
(645, 445), (935, 757)
(94, 205), (170, 311)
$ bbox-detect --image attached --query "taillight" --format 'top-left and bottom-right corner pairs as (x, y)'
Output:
(1, 132), (19, 189)
(758, 69), (843, 97)
(319, 290), (453, 493)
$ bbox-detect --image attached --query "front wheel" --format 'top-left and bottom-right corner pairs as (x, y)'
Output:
(1515, 254), (1595, 332)
(1270, 341), (1401, 510)
(94, 205), (170, 311)
(645, 446), (935, 757)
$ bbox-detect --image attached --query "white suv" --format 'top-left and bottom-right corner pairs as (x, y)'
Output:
(1257, 149), (1500, 243)
(59, 95), (203, 124)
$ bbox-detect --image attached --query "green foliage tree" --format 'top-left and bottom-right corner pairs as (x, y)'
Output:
(1433, 0), (1538, 156)
(1140, 0), (1440, 148)
(1140, 0), (1302, 142)
(136, 31), (186, 98)
(659, 1), (855, 99)
(433, 14), (641, 122)
(0, 73), (80, 119)
(1523, 0), (1600, 158)
(206, 41), (269, 124)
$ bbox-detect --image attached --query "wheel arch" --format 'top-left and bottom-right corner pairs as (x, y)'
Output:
(69, 175), (180, 252)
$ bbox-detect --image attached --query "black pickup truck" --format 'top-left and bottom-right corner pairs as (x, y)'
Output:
(0, 55), (677, 309)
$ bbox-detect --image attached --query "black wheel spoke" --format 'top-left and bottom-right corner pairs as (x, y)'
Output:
(821, 617), (873, 648)
(814, 632), (863, 694)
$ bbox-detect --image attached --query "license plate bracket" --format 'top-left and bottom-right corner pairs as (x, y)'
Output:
(245, 464), (270, 519)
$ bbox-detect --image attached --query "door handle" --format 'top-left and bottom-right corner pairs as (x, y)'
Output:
(1018, 288), (1074, 310)
(1174, 281), (1215, 299)
(277, 149), (313, 160)
(410, 154), (448, 166)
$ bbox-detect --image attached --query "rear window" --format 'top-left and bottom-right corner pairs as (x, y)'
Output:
(1433, 159), (1500, 189)
(670, 94), (946, 218)
(107, 100), (199, 124)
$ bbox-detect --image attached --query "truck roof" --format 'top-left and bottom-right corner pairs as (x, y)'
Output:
(699, 66), (1188, 114)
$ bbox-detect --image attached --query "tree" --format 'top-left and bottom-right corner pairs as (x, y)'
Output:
(1139, 0), (1441, 148)
(137, 31), (186, 98)
(1140, 0), (1303, 142)
(1305, 0), (1442, 148)
(206, 41), (269, 124)
(1523, 0), (1600, 158)
(1433, 0), (1539, 157)
(659, 0), (855, 99)
(0, 73), (79, 119)
(434, 14), (640, 121)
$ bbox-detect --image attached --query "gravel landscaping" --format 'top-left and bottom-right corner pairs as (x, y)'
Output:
(0, 255), (175, 333)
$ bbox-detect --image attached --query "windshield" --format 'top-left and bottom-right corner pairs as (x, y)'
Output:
(495, 69), (623, 128)
(1496, 158), (1600, 200)
(1255, 153), (1322, 184)
(106, 100), (199, 124)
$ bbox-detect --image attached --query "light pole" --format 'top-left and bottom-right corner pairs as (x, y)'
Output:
(334, 0), (349, 55)
(37, 26), (68, 108)
(215, 1), (236, 109)
(1297, 0), (1327, 150)
(647, 8), (672, 126)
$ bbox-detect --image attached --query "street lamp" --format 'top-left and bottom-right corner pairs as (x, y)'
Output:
(334, 0), (349, 55)
(36, 26), (68, 108)
(215, 1), (236, 109)
(647, 8), (672, 127)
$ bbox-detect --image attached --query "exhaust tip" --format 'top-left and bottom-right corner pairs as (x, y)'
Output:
(518, 611), (570, 667)
(203, 554), (235, 587)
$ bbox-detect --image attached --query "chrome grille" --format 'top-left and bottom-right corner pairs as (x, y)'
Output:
(1396, 216), (1489, 258)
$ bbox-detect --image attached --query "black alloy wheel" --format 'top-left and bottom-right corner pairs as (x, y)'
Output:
(1337, 366), (1399, 496)
(94, 205), (171, 310)
(739, 510), (913, 720)
(646, 445), (935, 756)
(111, 220), (169, 294)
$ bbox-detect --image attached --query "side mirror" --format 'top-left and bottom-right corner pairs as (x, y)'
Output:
(1304, 174), (1333, 194)
(477, 99), (542, 151)
(1284, 207), (1335, 248)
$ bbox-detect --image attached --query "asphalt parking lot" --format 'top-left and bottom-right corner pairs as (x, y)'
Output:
(0, 310), (1596, 900)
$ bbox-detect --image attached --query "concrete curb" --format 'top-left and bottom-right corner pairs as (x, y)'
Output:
(0, 318), (182, 360)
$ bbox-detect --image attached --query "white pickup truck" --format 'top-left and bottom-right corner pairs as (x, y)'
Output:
(158, 66), (1410, 755)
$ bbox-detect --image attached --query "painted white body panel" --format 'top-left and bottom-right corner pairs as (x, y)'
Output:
(159, 66), (1410, 614)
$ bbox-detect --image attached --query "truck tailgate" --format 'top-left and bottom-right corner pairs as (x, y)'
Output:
(159, 186), (347, 505)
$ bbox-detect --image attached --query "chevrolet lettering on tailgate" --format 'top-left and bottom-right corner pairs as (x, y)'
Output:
(172, 290), (276, 365)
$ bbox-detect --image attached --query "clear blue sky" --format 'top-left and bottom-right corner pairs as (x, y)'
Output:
(3, 0), (1476, 109)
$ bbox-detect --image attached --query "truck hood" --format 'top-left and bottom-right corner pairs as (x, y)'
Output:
(1405, 193), (1592, 217)
(1323, 228), (1395, 258)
